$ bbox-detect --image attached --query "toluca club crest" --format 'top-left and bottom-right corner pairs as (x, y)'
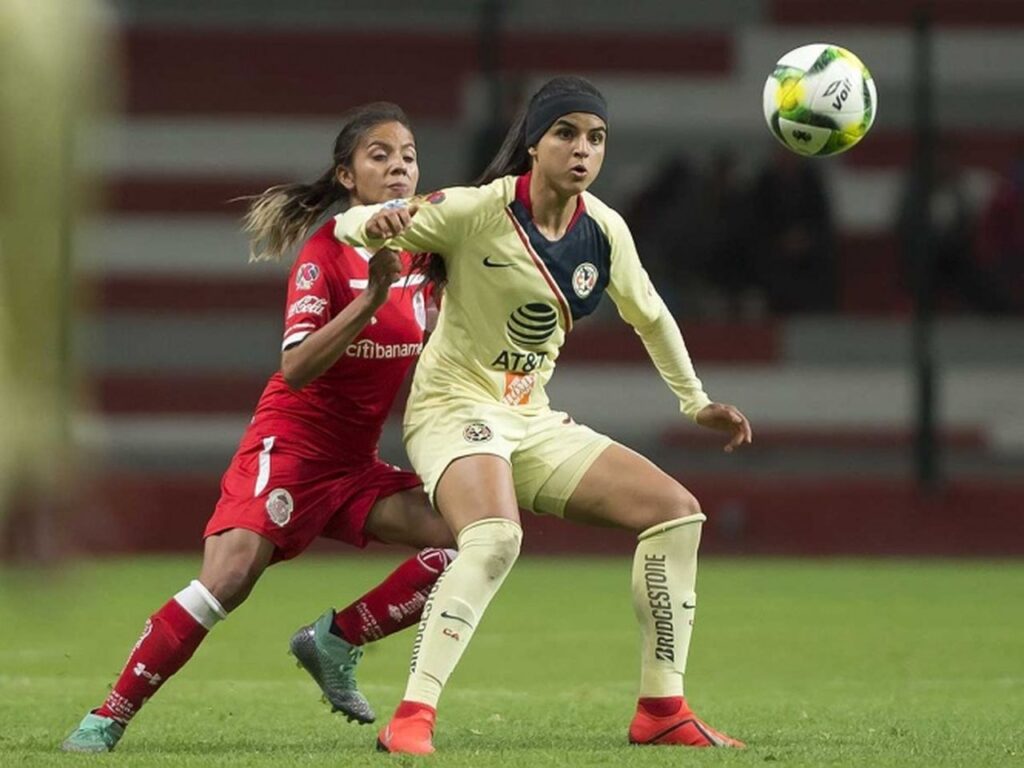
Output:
(265, 488), (294, 527)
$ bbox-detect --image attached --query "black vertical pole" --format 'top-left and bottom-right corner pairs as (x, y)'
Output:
(474, 0), (506, 177)
(911, 8), (940, 490)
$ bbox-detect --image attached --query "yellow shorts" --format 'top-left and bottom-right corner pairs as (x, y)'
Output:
(403, 402), (613, 516)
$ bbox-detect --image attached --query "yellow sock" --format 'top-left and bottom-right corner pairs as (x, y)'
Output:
(403, 517), (522, 708)
(632, 513), (706, 698)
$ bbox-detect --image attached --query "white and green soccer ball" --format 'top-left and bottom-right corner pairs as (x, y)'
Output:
(762, 43), (877, 157)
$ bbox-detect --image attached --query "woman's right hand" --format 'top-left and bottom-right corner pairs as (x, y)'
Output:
(366, 203), (418, 239)
(365, 248), (402, 307)
(695, 402), (753, 453)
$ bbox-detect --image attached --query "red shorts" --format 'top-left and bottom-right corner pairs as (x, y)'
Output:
(204, 431), (422, 562)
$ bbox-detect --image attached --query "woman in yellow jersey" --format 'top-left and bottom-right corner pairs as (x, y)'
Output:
(334, 76), (753, 755)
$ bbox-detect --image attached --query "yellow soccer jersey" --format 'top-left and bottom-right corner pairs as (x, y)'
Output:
(333, 174), (712, 419)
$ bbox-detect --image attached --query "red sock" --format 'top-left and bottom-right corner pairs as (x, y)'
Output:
(94, 599), (209, 724)
(395, 699), (436, 718)
(332, 548), (455, 645)
(639, 696), (685, 717)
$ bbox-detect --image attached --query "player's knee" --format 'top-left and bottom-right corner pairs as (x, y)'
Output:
(672, 486), (702, 521)
(458, 518), (522, 582)
(485, 525), (522, 576)
(638, 482), (701, 528)
(423, 516), (457, 549)
(636, 489), (705, 557)
(200, 559), (264, 612)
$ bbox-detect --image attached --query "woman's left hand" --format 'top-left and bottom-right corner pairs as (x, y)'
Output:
(695, 403), (753, 453)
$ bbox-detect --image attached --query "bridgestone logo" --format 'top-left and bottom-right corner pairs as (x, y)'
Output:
(644, 554), (675, 662)
(410, 567), (447, 674)
(345, 339), (423, 359)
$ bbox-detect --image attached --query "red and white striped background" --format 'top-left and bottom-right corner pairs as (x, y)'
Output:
(79, 5), (1024, 453)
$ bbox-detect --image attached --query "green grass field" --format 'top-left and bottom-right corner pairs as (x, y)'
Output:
(2, 556), (1022, 767)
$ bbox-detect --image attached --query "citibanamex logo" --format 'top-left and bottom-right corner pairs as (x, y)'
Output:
(345, 339), (423, 359)
(462, 422), (493, 443)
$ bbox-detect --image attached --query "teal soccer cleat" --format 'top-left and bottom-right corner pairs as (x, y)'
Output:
(289, 610), (375, 724)
(61, 712), (125, 753)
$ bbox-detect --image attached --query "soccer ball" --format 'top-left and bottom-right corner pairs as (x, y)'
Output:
(762, 43), (877, 157)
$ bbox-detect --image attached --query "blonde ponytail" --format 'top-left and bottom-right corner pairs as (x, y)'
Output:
(242, 169), (343, 262)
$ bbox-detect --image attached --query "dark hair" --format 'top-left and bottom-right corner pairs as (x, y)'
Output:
(412, 77), (607, 294)
(408, 250), (448, 296)
(475, 76), (606, 185)
(243, 102), (411, 261)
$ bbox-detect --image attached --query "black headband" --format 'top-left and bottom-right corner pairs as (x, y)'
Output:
(525, 92), (609, 148)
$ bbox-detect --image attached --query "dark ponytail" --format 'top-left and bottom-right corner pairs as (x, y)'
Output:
(243, 102), (412, 262)
(475, 107), (531, 185)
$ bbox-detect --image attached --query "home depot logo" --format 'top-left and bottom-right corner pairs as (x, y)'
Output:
(501, 372), (537, 406)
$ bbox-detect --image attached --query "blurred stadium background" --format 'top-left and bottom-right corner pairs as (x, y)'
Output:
(2, 3), (1022, 766)
(2, 0), (1023, 560)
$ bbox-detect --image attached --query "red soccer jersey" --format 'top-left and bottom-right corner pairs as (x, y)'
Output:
(248, 220), (427, 464)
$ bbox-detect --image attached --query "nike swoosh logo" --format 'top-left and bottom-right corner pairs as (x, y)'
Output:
(440, 610), (474, 628)
(483, 256), (514, 268)
(682, 602), (696, 610)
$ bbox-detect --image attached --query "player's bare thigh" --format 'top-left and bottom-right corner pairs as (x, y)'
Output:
(363, 487), (457, 549)
(562, 443), (700, 533)
(434, 454), (521, 536)
(198, 528), (275, 612)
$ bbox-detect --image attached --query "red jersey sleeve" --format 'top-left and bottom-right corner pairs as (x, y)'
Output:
(281, 243), (350, 351)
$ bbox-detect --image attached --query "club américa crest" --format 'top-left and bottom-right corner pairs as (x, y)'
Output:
(462, 422), (493, 443)
(572, 262), (599, 298)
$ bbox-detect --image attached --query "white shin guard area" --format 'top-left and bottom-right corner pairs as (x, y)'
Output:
(174, 579), (227, 631)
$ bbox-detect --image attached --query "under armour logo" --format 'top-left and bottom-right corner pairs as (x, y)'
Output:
(133, 662), (163, 687)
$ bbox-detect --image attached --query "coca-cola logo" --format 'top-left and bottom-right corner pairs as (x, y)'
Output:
(287, 296), (328, 318)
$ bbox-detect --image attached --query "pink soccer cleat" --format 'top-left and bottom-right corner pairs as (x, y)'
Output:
(376, 700), (436, 755)
(628, 696), (745, 748)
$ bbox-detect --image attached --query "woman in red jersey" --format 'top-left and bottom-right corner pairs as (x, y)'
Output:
(62, 103), (455, 753)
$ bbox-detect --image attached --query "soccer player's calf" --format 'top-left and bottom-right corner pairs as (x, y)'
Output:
(74, 548), (453, 749)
